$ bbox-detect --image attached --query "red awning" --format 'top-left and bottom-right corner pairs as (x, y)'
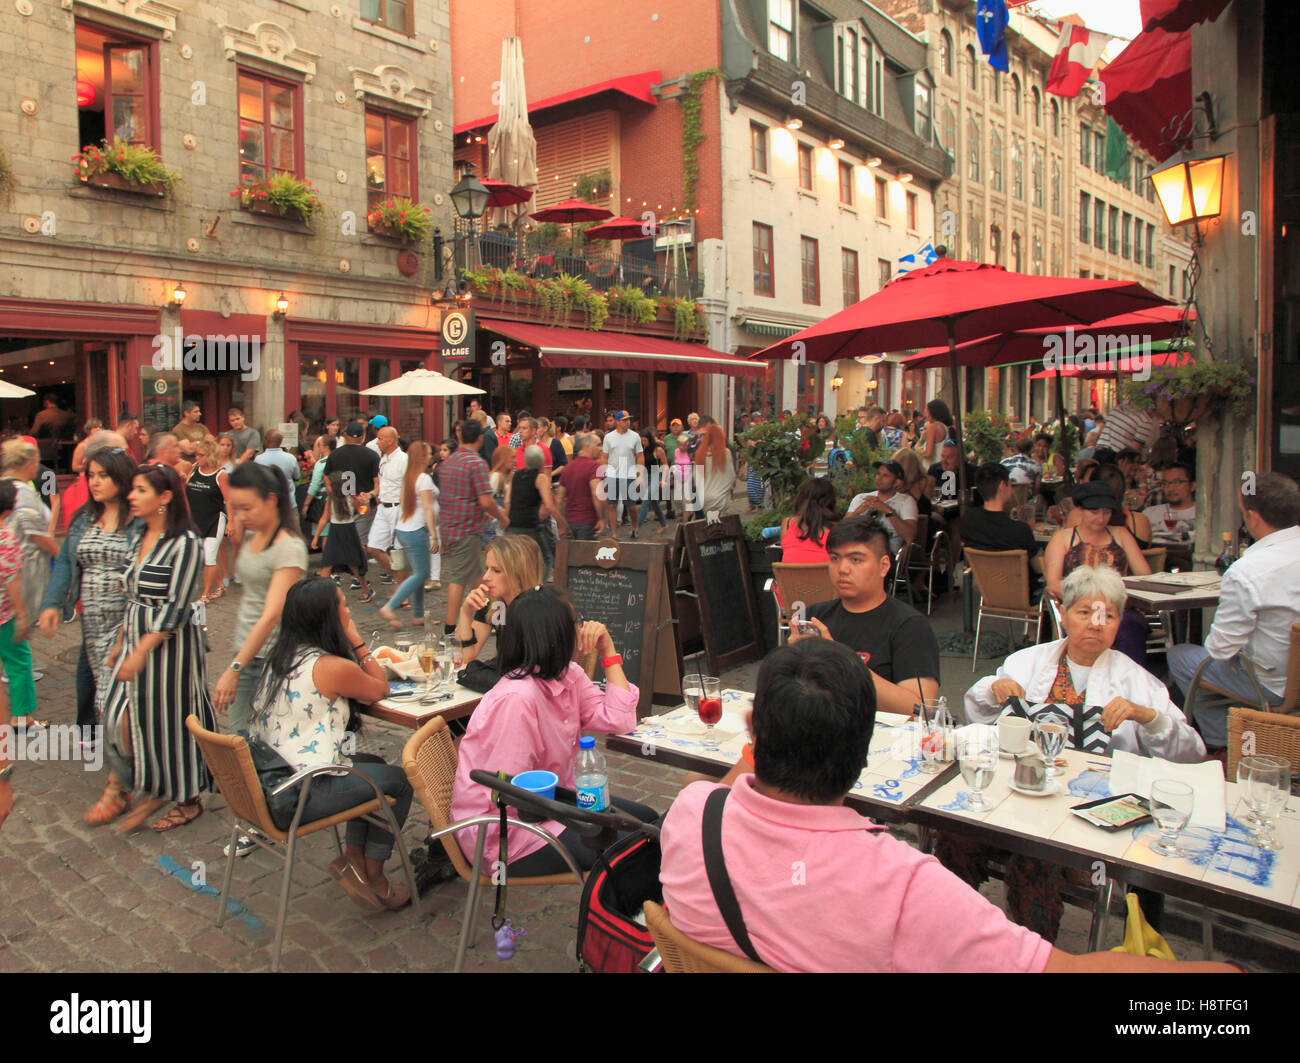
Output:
(1141, 0), (1231, 33)
(1100, 26), (1191, 162)
(480, 319), (766, 378)
(455, 72), (660, 134)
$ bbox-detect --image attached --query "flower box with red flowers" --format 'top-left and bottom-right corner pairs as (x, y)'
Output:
(74, 138), (178, 197)
(232, 173), (322, 224)
(366, 197), (432, 244)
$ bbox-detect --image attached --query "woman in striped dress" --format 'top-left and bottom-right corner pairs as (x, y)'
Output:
(104, 463), (217, 834)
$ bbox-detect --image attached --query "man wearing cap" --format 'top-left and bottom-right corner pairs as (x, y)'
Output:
(366, 414), (388, 454)
(600, 411), (644, 533)
(847, 459), (917, 556)
(365, 426), (408, 584)
(325, 420), (380, 578)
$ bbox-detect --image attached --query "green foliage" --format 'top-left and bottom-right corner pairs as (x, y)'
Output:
(461, 266), (530, 304)
(740, 414), (828, 509)
(365, 196), (433, 243)
(606, 284), (658, 324)
(743, 503), (791, 542)
(661, 296), (704, 340)
(0, 144), (14, 206)
(1122, 358), (1256, 419)
(574, 170), (612, 202)
(1053, 416), (1080, 470)
(233, 171), (322, 220)
(525, 222), (560, 252)
(962, 408), (1014, 466)
(681, 69), (719, 211)
(76, 137), (180, 191)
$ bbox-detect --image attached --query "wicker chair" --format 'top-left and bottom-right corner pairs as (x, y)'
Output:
(1227, 706), (1300, 779)
(642, 901), (773, 972)
(768, 562), (834, 645)
(964, 548), (1044, 670)
(185, 715), (420, 973)
(1184, 623), (1300, 728)
(1141, 546), (1168, 572)
(400, 716), (584, 972)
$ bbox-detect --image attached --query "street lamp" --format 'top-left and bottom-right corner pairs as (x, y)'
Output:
(1149, 148), (1226, 227)
(449, 162), (490, 221)
(831, 373), (844, 391)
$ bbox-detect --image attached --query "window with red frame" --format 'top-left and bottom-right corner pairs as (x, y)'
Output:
(75, 22), (158, 151)
(365, 110), (417, 214)
(238, 71), (301, 183)
(838, 160), (854, 205)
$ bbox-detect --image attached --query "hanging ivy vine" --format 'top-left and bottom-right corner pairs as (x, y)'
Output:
(681, 68), (719, 212)
(0, 144), (15, 207)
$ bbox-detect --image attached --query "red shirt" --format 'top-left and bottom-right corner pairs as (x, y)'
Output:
(559, 456), (601, 525)
(515, 443), (553, 469)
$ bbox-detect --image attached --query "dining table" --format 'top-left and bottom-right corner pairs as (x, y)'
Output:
(1122, 572), (1222, 613)
(363, 680), (483, 730)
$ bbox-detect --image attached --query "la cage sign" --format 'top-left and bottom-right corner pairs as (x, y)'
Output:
(441, 309), (474, 362)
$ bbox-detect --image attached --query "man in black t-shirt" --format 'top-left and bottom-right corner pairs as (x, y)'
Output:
(959, 463), (1043, 594)
(927, 441), (981, 508)
(791, 519), (941, 714)
(323, 421), (380, 563)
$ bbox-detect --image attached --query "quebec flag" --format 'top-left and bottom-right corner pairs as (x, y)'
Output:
(976, 0), (1010, 73)
(897, 243), (938, 275)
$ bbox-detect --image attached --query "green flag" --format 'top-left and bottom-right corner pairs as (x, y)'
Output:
(1105, 116), (1130, 186)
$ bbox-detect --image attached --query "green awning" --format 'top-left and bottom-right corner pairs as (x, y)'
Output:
(744, 321), (802, 339)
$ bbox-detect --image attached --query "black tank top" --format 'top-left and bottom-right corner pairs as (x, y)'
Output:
(186, 467), (225, 538)
(508, 467), (541, 529)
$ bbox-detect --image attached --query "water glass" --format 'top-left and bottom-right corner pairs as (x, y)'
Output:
(1033, 711), (1069, 778)
(1241, 755), (1290, 851)
(917, 697), (954, 774)
(1150, 779), (1195, 858)
(958, 726), (1000, 812)
(1235, 757), (1263, 830)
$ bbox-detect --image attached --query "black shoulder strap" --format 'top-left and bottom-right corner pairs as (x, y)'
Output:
(701, 787), (763, 964)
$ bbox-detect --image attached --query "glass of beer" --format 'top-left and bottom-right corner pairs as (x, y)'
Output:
(418, 640), (437, 696)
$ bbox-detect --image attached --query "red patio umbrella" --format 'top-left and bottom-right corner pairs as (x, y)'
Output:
(530, 197), (614, 252)
(1140, 0), (1231, 33)
(750, 257), (1171, 500)
(583, 216), (650, 241)
(1029, 349), (1193, 379)
(1099, 26), (1192, 162)
(480, 177), (534, 209)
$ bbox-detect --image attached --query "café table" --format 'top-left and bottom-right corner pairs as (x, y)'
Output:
(363, 680), (483, 730)
(604, 690), (954, 823)
(1032, 521), (1060, 545)
(1121, 572), (1221, 614)
(907, 744), (1300, 944)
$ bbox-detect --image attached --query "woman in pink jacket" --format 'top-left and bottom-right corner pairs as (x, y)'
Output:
(450, 588), (658, 876)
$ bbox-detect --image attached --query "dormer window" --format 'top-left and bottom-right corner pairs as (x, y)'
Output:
(769, 0), (794, 61)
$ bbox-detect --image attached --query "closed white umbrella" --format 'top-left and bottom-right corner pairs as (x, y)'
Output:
(487, 36), (538, 234)
(360, 368), (484, 398)
(0, 381), (36, 399)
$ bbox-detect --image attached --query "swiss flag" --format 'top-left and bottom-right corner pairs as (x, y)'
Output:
(1046, 23), (1112, 98)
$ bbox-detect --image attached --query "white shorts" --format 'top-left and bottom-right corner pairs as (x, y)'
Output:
(367, 504), (399, 550)
(203, 513), (227, 566)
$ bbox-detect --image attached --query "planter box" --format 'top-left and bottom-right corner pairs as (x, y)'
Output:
(369, 221), (417, 243)
(245, 199), (310, 224)
(81, 170), (168, 197)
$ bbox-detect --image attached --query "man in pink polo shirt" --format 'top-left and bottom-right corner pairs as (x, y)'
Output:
(659, 639), (1241, 973)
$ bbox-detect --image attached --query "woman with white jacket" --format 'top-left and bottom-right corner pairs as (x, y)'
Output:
(964, 565), (1204, 762)
(939, 565), (1205, 942)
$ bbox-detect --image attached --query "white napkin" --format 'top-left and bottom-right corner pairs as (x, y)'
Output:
(1109, 750), (1226, 832)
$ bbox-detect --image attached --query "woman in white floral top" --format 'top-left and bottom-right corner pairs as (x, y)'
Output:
(251, 577), (414, 911)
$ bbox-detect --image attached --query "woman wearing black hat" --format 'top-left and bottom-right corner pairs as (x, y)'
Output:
(1044, 481), (1151, 663)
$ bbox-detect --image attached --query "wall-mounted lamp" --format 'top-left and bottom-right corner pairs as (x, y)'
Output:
(831, 373), (844, 391)
(168, 281), (187, 309)
(828, 138), (844, 150)
(1149, 148), (1226, 228)
(898, 172), (914, 184)
(273, 292), (289, 318)
(785, 116), (803, 130)
(866, 156), (882, 168)
(856, 353), (887, 365)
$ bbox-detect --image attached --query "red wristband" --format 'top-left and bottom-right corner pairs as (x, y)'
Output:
(601, 653), (623, 669)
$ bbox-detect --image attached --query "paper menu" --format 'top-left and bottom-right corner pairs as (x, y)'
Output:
(1108, 750), (1226, 832)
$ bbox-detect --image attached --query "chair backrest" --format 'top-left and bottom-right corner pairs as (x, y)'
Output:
(964, 548), (1031, 611)
(184, 715), (279, 837)
(1141, 546), (1167, 573)
(772, 562), (834, 620)
(642, 902), (774, 973)
(1283, 623), (1300, 713)
(1227, 704), (1300, 778)
(400, 716), (475, 880)
(912, 513), (929, 549)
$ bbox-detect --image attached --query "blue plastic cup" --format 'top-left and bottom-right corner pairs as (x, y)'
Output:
(511, 770), (558, 801)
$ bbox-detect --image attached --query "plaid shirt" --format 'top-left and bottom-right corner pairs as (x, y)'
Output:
(436, 448), (492, 545)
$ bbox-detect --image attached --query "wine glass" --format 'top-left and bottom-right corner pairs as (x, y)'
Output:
(1150, 779), (1195, 857)
(916, 697), (953, 774)
(1236, 757), (1264, 831)
(417, 640), (437, 697)
(958, 726), (1000, 812)
(1032, 711), (1069, 779)
(1242, 755), (1290, 851)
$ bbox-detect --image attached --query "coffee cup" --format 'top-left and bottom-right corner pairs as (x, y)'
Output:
(999, 716), (1031, 755)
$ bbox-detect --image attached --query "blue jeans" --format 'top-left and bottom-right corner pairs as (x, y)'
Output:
(1167, 645), (1284, 748)
(229, 657), (268, 737)
(297, 753), (413, 861)
(386, 527), (431, 616)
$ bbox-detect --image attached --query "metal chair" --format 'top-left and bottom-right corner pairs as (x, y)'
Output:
(766, 561), (834, 645)
(1137, 546), (1174, 659)
(964, 548), (1045, 670)
(400, 717), (585, 972)
(185, 715), (420, 973)
(1184, 623), (1300, 728)
(642, 901), (774, 972)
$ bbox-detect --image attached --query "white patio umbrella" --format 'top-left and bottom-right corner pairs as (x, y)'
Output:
(487, 36), (538, 235)
(360, 367), (483, 398)
(0, 380), (36, 399)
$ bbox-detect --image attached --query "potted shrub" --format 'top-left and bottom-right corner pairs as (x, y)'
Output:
(606, 284), (657, 325)
(741, 413), (828, 515)
(366, 196), (433, 243)
(962, 408), (1015, 465)
(1122, 358), (1255, 424)
(231, 173), (322, 223)
(74, 137), (179, 197)
(660, 296), (704, 341)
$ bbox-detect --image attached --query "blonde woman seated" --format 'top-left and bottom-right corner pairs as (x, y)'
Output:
(454, 533), (543, 668)
(964, 564), (1204, 761)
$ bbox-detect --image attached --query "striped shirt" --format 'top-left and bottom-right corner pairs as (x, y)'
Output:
(1095, 404), (1158, 452)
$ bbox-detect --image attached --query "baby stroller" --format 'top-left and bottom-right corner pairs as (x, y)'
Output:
(460, 770), (663, 973)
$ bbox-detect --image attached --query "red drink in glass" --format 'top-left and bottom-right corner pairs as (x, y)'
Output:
(698, 696), (723, 726)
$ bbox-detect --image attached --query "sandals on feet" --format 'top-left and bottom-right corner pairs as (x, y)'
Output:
(84, 787), (131, 827)
(337, 860), (383, 911)
(378, 606), (402, 629)
(152, 800), (203, 832)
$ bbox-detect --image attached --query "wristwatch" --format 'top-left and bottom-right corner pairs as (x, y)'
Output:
(230, 660), (244, 673)
(0, 763), (14, 782)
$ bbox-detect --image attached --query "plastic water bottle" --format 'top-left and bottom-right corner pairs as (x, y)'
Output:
(761, 524), (781, 539)
(574, 736), (609, 812)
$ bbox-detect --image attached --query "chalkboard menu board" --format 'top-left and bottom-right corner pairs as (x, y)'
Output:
(562, 564), (651, 690)
(554, 538), (683, 718)
(681, 516), (763, 674)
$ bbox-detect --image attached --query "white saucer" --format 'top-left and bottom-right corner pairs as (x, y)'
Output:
(1009, 779), (1062, 798)
(999, 743), (1038, 760)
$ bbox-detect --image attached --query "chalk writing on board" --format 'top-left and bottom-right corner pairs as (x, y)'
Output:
(564, 564), (650, 689)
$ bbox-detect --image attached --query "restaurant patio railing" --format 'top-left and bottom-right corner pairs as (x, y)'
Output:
(476, 231), (703, 299)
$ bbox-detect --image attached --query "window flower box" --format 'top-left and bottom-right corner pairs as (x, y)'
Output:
(74, 138), (178, 197)
(232, 173), (322, 225)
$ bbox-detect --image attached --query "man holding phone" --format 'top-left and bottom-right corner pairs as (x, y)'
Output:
(789, 519), (940, 715)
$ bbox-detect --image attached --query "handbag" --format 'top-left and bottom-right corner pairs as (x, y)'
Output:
(388, 544), (410, 571)
(457, 657), (500, 694)
(246, 735), (303, 831)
